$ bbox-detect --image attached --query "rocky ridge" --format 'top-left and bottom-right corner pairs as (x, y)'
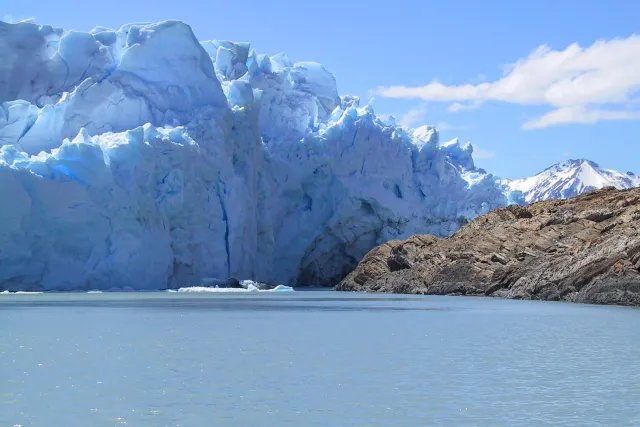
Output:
(336, 187), (640, 306)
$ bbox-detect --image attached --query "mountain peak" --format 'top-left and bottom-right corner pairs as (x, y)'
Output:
(507, 159), (639, 203)
(570, 158), (600, 168)
(545, 158), (599, 172)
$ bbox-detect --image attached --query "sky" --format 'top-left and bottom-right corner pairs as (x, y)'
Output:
(3, 0), (639, 179)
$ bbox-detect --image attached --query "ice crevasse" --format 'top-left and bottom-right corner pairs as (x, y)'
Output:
(0, 19), (510, 291)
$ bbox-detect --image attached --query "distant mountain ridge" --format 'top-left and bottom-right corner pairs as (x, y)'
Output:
(505, 159), (640, 203)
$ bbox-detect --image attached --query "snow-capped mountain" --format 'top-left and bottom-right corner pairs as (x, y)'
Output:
(505, 159), (640, 203)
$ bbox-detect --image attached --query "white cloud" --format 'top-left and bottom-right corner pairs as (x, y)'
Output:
(399, 104), (428, 128)
(472, 144), (496, 159)
(447, 101), (482, 113)
(377, 35), (640, 129)
(522, 106), (640, 129)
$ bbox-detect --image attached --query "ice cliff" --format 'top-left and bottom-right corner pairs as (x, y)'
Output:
(0, 19), (510, 290)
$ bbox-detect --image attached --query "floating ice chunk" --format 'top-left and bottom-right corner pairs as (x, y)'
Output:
(240, 279), (278, 290)
(0, 291), (44, 294)
(240, 279), (258, 288)
(177, 287), (218, 292)
(175, 285), (292, 293)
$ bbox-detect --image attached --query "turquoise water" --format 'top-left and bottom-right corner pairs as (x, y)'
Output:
(1, 291), (640, 426)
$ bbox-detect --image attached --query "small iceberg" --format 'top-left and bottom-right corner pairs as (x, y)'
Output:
(173, 277), (294, 293)
(175, 282), (294, 293)
(0, 290), (44, 294)
(272, 285), (295, 292)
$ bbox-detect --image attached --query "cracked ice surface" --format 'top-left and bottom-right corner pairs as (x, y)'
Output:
(0, 19), (508, 291)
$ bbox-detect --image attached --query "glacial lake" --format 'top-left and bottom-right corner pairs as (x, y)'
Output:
(1, 291), (640, 427)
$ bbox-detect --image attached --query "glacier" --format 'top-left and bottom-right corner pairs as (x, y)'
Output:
(0, 19), (561, 291)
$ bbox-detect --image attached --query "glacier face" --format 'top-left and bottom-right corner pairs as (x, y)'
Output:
(1, 19), (512, 290)
(505, 159), (640, 203)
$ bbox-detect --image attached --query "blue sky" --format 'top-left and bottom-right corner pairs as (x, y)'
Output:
(3, 0), (639, 178)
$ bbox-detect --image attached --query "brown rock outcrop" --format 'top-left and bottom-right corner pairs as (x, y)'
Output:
(336, 187), (640, 306)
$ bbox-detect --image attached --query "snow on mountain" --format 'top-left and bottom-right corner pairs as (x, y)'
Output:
(505, 159), (640, 203)
(0, 20), (508, 291)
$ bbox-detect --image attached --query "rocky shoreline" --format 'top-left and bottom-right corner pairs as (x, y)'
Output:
(336, 187), (640, 306)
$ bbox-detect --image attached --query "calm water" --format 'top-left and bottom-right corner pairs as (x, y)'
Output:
(1, 291), (640, 427)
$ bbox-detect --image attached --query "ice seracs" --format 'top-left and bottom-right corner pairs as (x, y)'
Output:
(5, 18), (617, 292)
(1, 20), (228, 155)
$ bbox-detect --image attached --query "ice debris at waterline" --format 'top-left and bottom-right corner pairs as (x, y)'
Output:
(176, 279), (294, 292)
(6, 19), (631, 292)
(176, 285), (294, 293)
(0, 290), (44, 294)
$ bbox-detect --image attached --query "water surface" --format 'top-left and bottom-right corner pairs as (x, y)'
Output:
(1, 291), (639, 426)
